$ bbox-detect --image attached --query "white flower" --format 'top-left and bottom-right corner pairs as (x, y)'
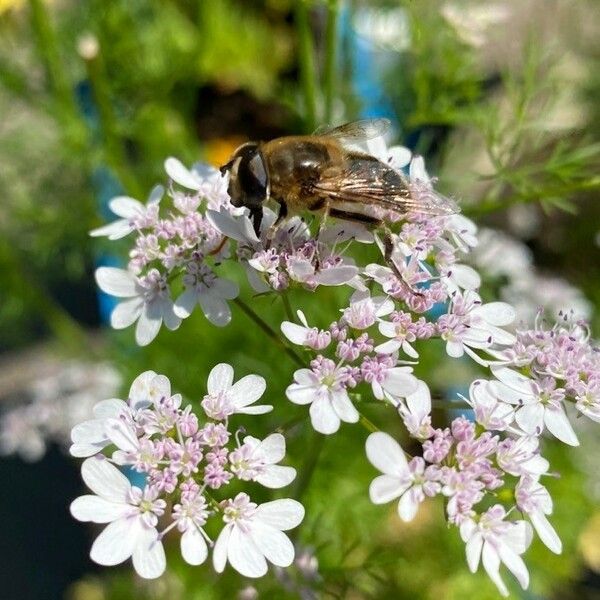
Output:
(286, 360), (359, 435)
(491, 367), (579, 446)
(341, 290), (394, 330)
(466, 379), (514, 431)
(213, 493), (304, 578)
(202, 363), (272, 418)
(70, 457), (166, 579)
(439, 290), (516, 363)
(366, 432), (440, 521)
(516, 476), (562, 554)
(173, 262), (239, 327)
(281, 310), (331, 350)
(95, 267), (180, 346)
(460, 505), (531, 598)
(164, 158), (231, 211)
(90, 185), (163, 240)
(399, 381), (434, 440)
(69, 370), (164, 457)
(229, 433), (297, 489)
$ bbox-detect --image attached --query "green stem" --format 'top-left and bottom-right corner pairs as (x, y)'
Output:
(359, 413), (379, 433)
(295, 0), (318, 131)
(233, 298), (304, 367)
(323, 0), (340, 124)
(281, 291), (295, 322)
(293, 429), (325, 500)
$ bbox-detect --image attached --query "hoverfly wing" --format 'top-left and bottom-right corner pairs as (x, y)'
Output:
(312, 153), (459, 218)
(314, 119), (391, 142)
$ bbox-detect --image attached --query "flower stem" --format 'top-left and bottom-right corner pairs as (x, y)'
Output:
(281, 291), (295, 322)
(295, 0), (318, 131)
(323, 0), (340, 124)
(358, 413), (379, 433)
(233, 298), (304, 367)
(293, 428), (325, 500)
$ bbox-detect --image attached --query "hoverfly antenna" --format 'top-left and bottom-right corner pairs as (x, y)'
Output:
(219, 161), (233, 175)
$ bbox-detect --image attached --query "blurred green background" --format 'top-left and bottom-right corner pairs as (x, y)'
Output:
(0, 1), (599, 599)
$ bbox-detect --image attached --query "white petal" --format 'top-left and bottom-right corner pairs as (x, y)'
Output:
(212, 278), (239, 300)
(230, 374), (266, 408)
(199, 293), (231, 327)
(181, 527), (208, 565)
(492, 368), (533, 395)
(111, 297), (143, 329)
(472, 302), (515, 326)
(255, 499), (305, 531)
(497, 542), (529, 590)
(544, 406), (579, 446)
(515, 403), (544, 435)
(398, 488), (420, 522)
(71, 419), (107, 444)
(406, 381), (431, 419)
(281, 322), (309, 345)
(213, 524), (232, 573)
(90, 220), (132, 240)
(451, 264), (481, 290)
(95, 267), (138, 297)
(94, 398), (129, 419)
(164, 157), (201, 190)
(255, 465), (297, 489)
(70, 495), (131, 523)
(309, 396), (340, 434)
(173, 288), (198, 319)
(235, 404), (273, 415)
(147, 184), (164, 205)
(466, 532), (483, 572)
(314, 265), (358, 285)
(365, 432), (408, 477)
(70, 442), (107, 457)
(388, 145), (412, 168)
(128, 371), (158, 409)
(374, 339), (402, 354)
(81, 456), (130, 501)
(90, 516), (141, 566)
(109, 196), (144, 219)
(384, 369), (418, 397)
(481, 542), (508, 597)
(132, 526), (166, 579)
(331, 390), (359, 423)
(206, 209), (259, 244)
(257, 433), (285, 463)
(530, 510), (562, 554)
(208, 363), (234, 395)
(251, 523), (295, 567)
(286, 383), (316, 405)
(135, 301), (162, 346)
(161, 300), (181, 331)
(446, 340), (465, 358)
(104, 418), (138, 453)
(228, 527), (268, 578)
(504, 521), (533, 555)
(369, 474), (407, 504)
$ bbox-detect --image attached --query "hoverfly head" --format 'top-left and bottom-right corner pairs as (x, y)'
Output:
(221, 142), (269, 210)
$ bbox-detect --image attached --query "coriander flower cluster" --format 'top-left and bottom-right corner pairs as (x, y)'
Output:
(86, 141), (600, 595)
(70, 365), (304, 579)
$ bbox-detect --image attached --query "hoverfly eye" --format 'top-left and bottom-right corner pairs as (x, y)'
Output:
(248, 153), (267, 189)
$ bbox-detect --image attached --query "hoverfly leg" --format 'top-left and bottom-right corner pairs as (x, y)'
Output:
(250, 207), (264, 239)
(314, 201), (331, 271)
(382, 229), (425, 298)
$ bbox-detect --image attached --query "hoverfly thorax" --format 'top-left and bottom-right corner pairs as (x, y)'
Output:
(220, 142), (269, 210)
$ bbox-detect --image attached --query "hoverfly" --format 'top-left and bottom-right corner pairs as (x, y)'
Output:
(219, 119), (458, 269)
